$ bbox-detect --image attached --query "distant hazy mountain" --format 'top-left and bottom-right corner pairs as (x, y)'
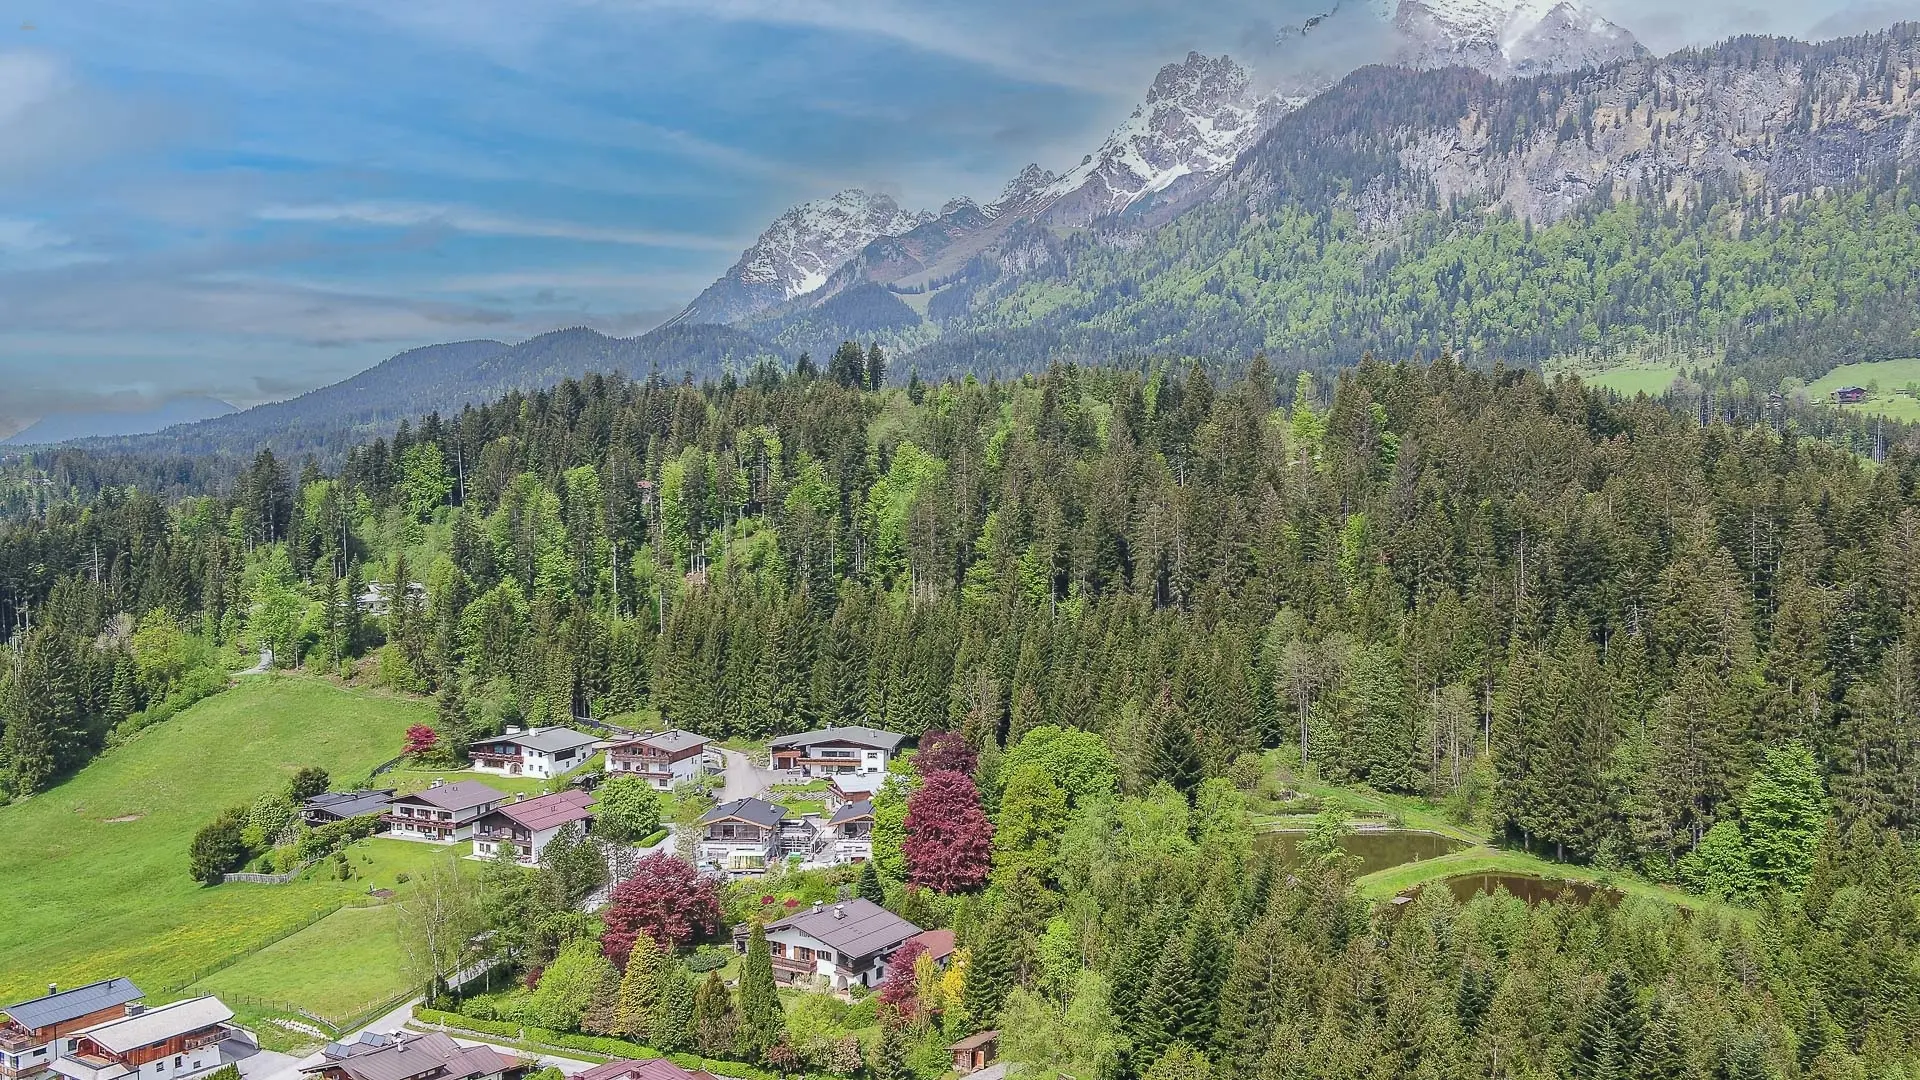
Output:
(60, 324), (780, 459)
(2, 396), (238, 446)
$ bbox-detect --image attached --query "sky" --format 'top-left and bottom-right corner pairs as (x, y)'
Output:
(0, 0), (1894, 430)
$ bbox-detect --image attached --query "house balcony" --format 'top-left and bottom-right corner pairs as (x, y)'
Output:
(51, 1053), (130, 1080)
(0, 1027), (39, 1053)
(771, 956), (818, 979)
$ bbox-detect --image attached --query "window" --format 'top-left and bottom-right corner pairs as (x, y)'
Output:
(174, 1057), (182, 1068)
(818, 950), (835, 963)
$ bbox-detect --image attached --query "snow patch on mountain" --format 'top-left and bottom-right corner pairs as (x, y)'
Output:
(671, 190), (930, 325)
(1382, 0), (1644, 75)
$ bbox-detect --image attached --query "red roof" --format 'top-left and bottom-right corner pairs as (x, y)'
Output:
(905, 928), (956, 962)
(488, 789), (593, 831)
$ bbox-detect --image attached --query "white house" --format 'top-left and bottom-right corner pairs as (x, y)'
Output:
(815, 800), (874, 866)
(384, 780), (508, 843)
(607, 730), (717, 790)
(767, 726), (906, 777)
(697, 798), (788, 875)
(823, 774), (884, 811)
(759, 899), (923, 991)
(354, 581), (427, 616)
(49, 997), (251, 1080)
(470, 790), (595, 865)
(469, 727), (599, 779)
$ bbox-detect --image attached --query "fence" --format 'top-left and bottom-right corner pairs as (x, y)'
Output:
(221, 858), (318, 885)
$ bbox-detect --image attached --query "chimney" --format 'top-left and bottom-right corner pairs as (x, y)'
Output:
(429, 779), (445, 789)
(47, 983), (56, 997)
(505, 725), (523, 736)
(835, 903), (846, 920)
(515, 792), (527, 802)
(813, 901), (825, 914)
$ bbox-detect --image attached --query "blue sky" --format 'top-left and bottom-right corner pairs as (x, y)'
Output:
(0, 0), (1888, 427)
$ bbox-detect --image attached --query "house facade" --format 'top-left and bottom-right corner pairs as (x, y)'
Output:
(49, 997), (247, 1080)
(759, 899), (923, 991)
(606, 730), (715, 790)
(1, 980), (143, 1080)
(767, 727), (905, 777)
(384, 780), (508, 843)
(816, 800), (873, 866)
(696, 798), (787, 874)
(470, 727), (599, 779)
(470, 790), (595, 865)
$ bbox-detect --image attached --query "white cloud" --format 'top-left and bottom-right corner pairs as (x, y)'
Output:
(254, 201), (740, 250)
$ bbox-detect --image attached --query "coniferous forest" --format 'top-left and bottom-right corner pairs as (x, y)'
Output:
(7, 354), (1920, 1077)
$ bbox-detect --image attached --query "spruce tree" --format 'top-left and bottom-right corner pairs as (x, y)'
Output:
(650, 959), (695, 1051)
(1134, 934), (1207, 1065)
(1576, 968), (1644, 1079)
(1633, 1001), (1687, 1080)
(737, 924), (785, 1060)
(613, 932), (662, 1038)
(858, 860), (887, 905)
(691, 971), (738, 1058)
(869, 1020), (910, 1080)
(1146, 689), (1203, 795)
(962, 909), (1018, 1023)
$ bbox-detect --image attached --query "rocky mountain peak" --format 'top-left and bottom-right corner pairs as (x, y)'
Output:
(1384, 0), (1645, 75)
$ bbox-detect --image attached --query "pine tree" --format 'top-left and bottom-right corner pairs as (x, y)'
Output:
(865, 344), (887, 393)
(962, 908), (1018, 1023)
(737, 924), (785, 1060)
(1633, 1000), (1687, 1080)
(613, 932), (662, 1038)
(869, 1021), (910, 1080)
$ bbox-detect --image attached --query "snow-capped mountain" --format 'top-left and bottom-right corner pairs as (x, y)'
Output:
(671, 190), (931, 326)
(1035, 52), (1280, 227)
(675, 1), (1645, 329)
(1382, 0), (1645, 76)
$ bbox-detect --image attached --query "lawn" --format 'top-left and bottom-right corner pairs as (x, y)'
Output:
(385, 767), (552, 799)
(188, 888), (419, 1023)
(1581, 363), (1685, 397)
(0, 677), (432, 1003)
(1806, 359), (1920, 422)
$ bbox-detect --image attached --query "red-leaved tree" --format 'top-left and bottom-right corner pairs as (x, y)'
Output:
(876, 939), (928, 1027)
(916, 730), (977, 776)
(904, 771), (993, 894)
(402, 724), (438, 757)
(602, 851), (723, 967)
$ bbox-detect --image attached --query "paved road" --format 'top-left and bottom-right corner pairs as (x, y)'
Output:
(717, 748), (784, 802)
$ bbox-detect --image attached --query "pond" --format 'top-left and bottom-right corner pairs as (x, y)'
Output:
(1435, 872), (1620, 906)
(1258, 828), (1468, 877)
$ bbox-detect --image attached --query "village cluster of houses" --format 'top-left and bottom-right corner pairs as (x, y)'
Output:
(298, 724), (905, 874)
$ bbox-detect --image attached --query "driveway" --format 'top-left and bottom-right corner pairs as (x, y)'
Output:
(717, 748), (784, 802)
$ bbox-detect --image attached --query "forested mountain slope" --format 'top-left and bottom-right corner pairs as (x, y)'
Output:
(7, 363), (1920, 1074)
(902, 26), (1920, 385)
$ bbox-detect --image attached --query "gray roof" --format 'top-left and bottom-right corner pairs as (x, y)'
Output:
(699, 797), (787, 828)
(620, 729), (708, 753)
(766, 898), (921, 960)
(826, 800), (873, 827)
(395, 780), (505, 812)
(78, 997), (231, 1053)
(767, 726), (906, 751)
(4, 979), (142, 1032)
(305, 790), (394, 819)
(508, 727), (600, 754)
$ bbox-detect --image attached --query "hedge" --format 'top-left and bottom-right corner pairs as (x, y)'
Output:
(413, 1007), (521, 1039)
(638, 828), (670, 848)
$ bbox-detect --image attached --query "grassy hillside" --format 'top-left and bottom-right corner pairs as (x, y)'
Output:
(1807, 358), (1920, 422)
(0, 677), (428, 1001)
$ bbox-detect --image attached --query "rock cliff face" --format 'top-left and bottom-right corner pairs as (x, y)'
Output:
(1371, 38), (1920, 227)
(1383, 0), (1644, 76)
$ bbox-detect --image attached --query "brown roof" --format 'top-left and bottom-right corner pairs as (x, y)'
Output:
(948, 1031), (1000, 1052)
(486, 789), (594, 831)
(905, 928), (956, 962)
(306, 1032), (511, 1080)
